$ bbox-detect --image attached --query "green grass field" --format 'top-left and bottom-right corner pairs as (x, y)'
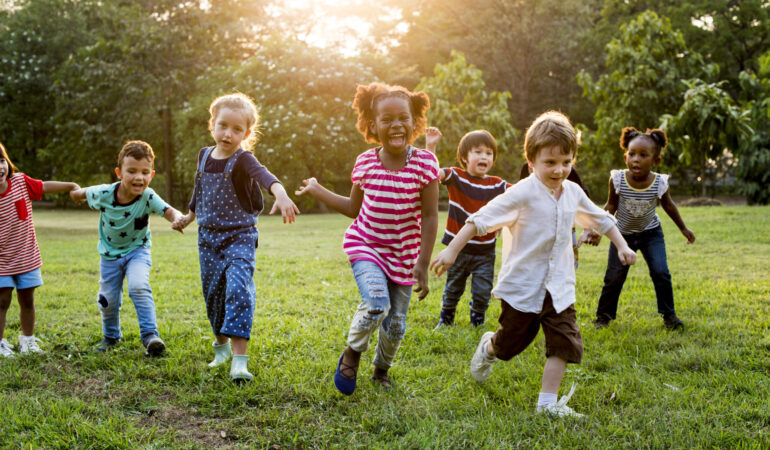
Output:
(1, 206), (768, 448)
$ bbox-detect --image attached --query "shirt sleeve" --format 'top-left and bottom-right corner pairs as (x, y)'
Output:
(238, 152), (280, 194)
(440, 167), (453, 185)
(610, 170), (623, 194)
(466, 185), (523, 236)
(22, 174), (43, 201)
(657, 174), (670, 198)
(85, 184), (111, 211)
(145, 188), (170, 216)
(418, 150), (440, 187)
(574, 187), (616, 234)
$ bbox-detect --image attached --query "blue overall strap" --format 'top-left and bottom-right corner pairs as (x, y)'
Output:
(223, 148), (245, 176)
(197, 146), (215, 177)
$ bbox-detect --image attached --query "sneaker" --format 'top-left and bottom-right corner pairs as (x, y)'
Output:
(470, 331), (496, 383)
(0, 338), (14, 357)
(536, 384), (584, 418)
(18, 335), (43, 354)
(593, 315), (611, 330)
(469, 310), (485, 327)
(142, 335), (166, 356)
(663, 313), (684, 330)
(96, 337), (120, 352)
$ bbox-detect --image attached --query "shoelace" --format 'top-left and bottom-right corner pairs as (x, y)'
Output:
(555, 383), (578, 409)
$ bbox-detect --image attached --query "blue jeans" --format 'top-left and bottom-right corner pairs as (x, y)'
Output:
(596, 225), (675, 320)
(440, 250), (495, 316)
(97, 246), (158, 340)
(347, 260), (412, 370)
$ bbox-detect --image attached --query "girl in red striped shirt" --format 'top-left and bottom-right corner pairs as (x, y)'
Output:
(0, 142), (79, 357)
(296, 82), (440, 394)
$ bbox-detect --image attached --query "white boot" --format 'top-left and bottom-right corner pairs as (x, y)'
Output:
(208, 341), (232, 367)
(229, 355), (254, 382)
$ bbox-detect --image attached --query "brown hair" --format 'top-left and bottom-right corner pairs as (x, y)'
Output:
(209, 92), (261, 151)
(0, 141), (18, 177)
(620, 127), (668, 156)
(523, 111), (577, 162)
(118, 140), (155, 169)
(456, 130), (497, 169)
(351, 82), (430, 144)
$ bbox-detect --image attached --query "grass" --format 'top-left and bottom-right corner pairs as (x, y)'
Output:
(0, 205), (768, 448)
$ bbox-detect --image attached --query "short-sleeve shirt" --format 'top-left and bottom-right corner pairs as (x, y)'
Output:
(343, 147), (440, 285)
(0, 173), (44, 275)
(86, 183), (170, 259)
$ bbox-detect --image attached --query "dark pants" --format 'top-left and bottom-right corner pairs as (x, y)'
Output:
(440, 250), (495, 316)
(596, 225), (675, 320)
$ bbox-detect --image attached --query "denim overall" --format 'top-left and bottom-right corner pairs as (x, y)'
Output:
(195, 147), (259, 339)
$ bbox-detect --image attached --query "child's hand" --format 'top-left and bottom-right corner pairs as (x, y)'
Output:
(413, 264), (430, 301)
(430, 248), (458, 277)
(577, 229), (601, 247)
(70, 188), (86, 205)
(294, 177), (320, 197)
(171, 213), (193, 232)
(269, 195), (300, 224)
(681, 227), (695, 244)
(617, 246), (637, 266)
(425, 127), (442, 154)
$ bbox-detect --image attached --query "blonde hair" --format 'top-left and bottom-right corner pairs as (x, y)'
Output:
(208, 92), (260, 151)
(523, 111), (577, 162)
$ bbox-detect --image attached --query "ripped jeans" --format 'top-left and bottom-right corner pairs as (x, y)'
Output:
(347, 260), (412, 370)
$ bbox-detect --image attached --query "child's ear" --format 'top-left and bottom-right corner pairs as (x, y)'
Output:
(368, 120), (376, 136)
(114, 167), (121, 179)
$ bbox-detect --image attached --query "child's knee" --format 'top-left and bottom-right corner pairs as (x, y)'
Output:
(384, 312), (407, 341)
(97, 293), (120, 311)
(127, 282), (152, 299)
(0, 289), (12, 310)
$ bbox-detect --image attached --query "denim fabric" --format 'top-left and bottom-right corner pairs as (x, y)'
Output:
(0, 268), (43, 290)
(97, 246), (158, 340)
(347, 260), (412, 370)
(596, 225), (675, 320)
(440, 250), (495, 318)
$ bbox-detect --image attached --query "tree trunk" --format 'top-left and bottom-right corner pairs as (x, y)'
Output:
(163, 103), (174, 206)
(700, 161), (707, 197)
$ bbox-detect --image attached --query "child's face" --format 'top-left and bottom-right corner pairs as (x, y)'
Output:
(529, 145), (573, 192)
(370, 96), (414, 154)
(624, 137), (660, 179)
(464, 145), (495, 177)
(115, 156), (155, 199)
(211, 107), (251, 154)
(0, 158), (7, 184)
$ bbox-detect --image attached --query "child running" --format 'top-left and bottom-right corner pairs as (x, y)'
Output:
(424, 127), (510, 328)
(431, 111), (636, 417)
(590, 127), (695, 330)
(71, 140), (183, 356)
(0, 142), (79, 356)
(296, 82), (439, 394)
(173, 92), (299, 382)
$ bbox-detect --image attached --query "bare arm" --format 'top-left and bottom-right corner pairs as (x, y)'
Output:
(413, 179), (439, 300)
(424, 127), (446, 182)
(43, 181), (79, 194)
(430, 222), (477, 276)
(660, 189), (695, 243)
(604, 178), (619, 214)
(604, 226), (637, 265)
(268, 182), (300, 224)
(69, 187), (87, 205)
(295, 177), (363, 219)
(162, 207), (185, 234)
(171, 210), (195, 232)
(580, 178), (619, 247)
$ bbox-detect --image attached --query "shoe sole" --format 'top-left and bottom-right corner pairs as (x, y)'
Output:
(145, 340), (166, 356)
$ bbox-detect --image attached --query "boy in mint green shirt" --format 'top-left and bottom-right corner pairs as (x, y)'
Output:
(72, 140), (183, 355)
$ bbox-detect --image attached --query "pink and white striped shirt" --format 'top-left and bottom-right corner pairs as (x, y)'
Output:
(343, 147), (439, 285)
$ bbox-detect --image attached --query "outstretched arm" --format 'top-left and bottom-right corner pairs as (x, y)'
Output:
(579, 178), (619, 247)
(163, 207), (185, 234)
(268, 182), (300, 224)
(431, 223), (476, 276)
(43, 181), (79, 195)
(413, 179), (439, 301)
(604, 226), (637, 265)
(660, 189), (695, 244)
(295, 177), (363, 219)
(424, 127), (447, 182)
(69, 187), (87, 205)
(171, 210), (195, 232)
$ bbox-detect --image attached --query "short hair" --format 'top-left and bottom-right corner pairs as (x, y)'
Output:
(523, 111), (577, 162)
(209, 92), (260, 151)
(456, 130), (497, 169)
(620, 127), (668, 157)
(118, 140), (155, 169)
(0, 141), (18, 177)
(351, 82), (430, 144)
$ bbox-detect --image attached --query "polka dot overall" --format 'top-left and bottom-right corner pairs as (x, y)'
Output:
(195, 147), (259, 339)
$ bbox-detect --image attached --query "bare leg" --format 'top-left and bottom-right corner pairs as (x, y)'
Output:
(215, 334), (229, 345)
(342, 345), (361, 374)
(231, 336), (248, 355)
(0, 288), (12, 340)
(17, 287), (35, 336)
(541, 356), (567, 394)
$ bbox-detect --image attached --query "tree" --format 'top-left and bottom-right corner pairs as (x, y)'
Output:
(415, 51), (518, 177)
(735, 54), (770, 205)
(659, 79), (752, 197)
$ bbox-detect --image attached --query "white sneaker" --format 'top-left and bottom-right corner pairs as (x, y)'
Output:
(0, 338), (15, 357)
(536, 384), (584, 418)
(470, 331), (496, 382)
(18, 335), (43, 354)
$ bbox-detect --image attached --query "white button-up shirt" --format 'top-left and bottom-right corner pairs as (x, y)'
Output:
(466, 175), (617, 314)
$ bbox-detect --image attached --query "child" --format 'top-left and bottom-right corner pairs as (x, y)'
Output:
(424, 127), (510, 328)
(591, 127), (695, 330)
(70, 140), (183, 356)
(295, 82), (439, 394)
(0, 142), (79, 356)
(431, 111), (636, 417)
(172, 92), (299, 382)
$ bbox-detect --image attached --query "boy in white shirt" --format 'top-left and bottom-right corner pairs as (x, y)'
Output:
(431, 111), (637, 417)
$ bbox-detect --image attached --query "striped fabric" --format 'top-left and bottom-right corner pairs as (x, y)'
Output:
(0, 173), (44, 276)
(612, 169), (669, 234)
(441, 167), (509, 254)
(343, 147), (439, 285)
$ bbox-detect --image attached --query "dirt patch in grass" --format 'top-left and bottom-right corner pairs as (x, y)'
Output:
(137, 404), (241, 448)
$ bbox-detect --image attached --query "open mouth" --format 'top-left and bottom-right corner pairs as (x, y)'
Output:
(388, 133), (406, 147)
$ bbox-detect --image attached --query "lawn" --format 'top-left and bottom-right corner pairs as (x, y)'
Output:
(0, 206), (768, 448)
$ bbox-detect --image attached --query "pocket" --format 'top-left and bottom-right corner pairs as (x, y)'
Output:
(14, 199), (28, 221)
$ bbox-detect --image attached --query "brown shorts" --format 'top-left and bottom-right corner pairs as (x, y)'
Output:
(490, 291), (583, 363)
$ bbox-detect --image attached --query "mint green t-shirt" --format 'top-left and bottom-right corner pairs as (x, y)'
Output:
(86, 183), (170, 260)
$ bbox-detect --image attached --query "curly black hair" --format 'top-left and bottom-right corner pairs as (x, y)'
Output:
(351, 82), (430, 144)
(620, 127), (668, 156)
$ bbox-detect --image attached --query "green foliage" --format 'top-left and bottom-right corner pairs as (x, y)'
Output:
(736, 54), (770, 205)
(416, 51), (519, 178)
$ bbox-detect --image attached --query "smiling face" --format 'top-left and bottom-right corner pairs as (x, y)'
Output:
(464, 145), (495, 177)
(115, 156), (155, 200)
(624, 136), (660, 180)
(211, 107), (252, 155)
(370, 96), (414, 155)
(0, 157), (8, 185)
(529, 145), (574, 192)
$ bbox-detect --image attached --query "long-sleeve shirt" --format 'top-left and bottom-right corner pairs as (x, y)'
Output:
(466, 174), (617, 314)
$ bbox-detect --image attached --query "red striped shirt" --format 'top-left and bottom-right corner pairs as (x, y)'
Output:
(343, 147), (439, 285)
(0, 173), (44, 276)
